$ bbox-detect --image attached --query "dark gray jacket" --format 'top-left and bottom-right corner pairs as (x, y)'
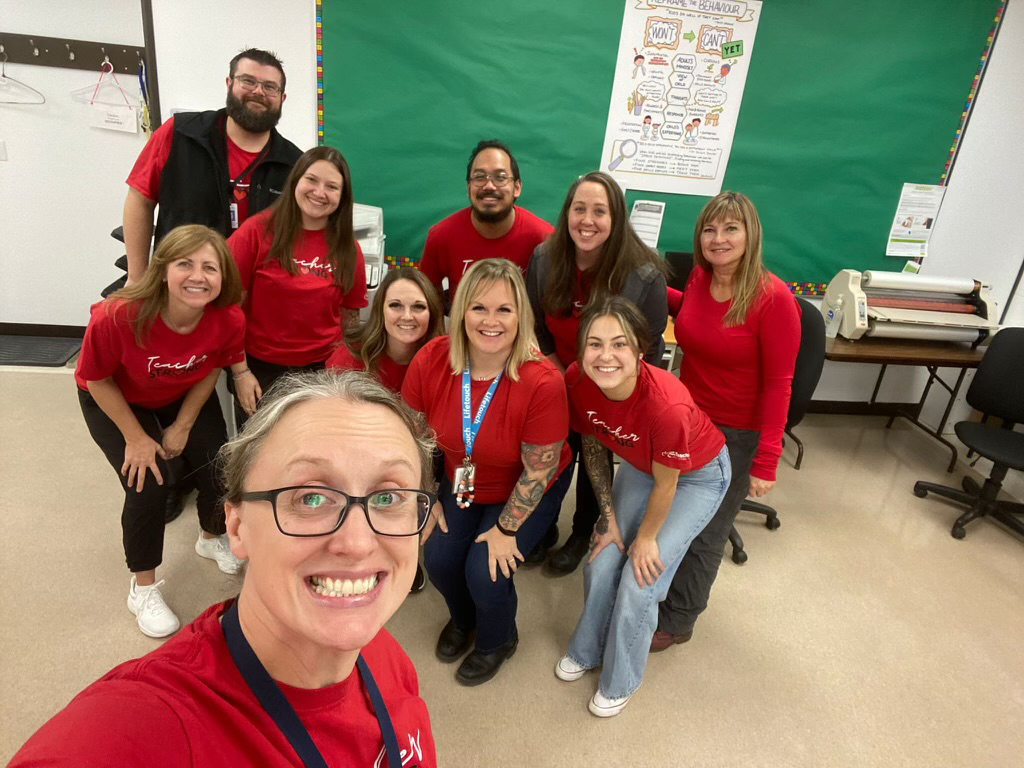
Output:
(525, 244), (668, 368)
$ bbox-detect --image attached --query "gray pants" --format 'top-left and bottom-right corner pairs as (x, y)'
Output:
(657, 426), (760, 635)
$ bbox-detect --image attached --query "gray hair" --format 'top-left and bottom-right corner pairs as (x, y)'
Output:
(219, 370), (436, 501)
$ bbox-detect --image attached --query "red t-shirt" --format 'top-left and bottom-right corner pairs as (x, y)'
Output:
(402, 337), (571, 504)
(566, 360), (724, 475)
(418, 206), (553, 297)
(674, 267), (800, 481)
(8, 601), (437, 768)
(75, 300), (245, 408)
(126, 116), (261, 225)
(230, 211), (368, 366)
(544, 267), (592, 368)
(326, 343), (410, 393)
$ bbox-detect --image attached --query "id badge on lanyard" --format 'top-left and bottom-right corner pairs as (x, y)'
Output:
(457, 367), (502, 508)
(229, 202), (240, 230)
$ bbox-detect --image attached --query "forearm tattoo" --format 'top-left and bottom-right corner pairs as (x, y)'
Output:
(342, 308), (361, 332)
(498, 441), (563, 532)
(582, 436), (614, 533)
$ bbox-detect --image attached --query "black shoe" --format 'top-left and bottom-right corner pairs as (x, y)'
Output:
(164, 487), (186, 524)
(523, 524), (559, 566)
(436, 620), (474, 663)
(547, 532), (590, 575)
(410, 564), (426, 594)
(455, 633), (518, 687)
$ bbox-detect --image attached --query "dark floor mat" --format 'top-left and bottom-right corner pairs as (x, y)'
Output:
(0, 336), (82, 367)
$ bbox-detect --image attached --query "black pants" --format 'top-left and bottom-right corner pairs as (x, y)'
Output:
(78, 388), (229, 572)
(658, 426), (760, 635)
(229, 353), (325, 427)
(551, 429), (613, 539)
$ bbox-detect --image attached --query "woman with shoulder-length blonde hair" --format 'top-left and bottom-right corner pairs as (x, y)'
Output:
(525, 170), (668, 575)
(227, 145), (368, 421)
(74, 224), (248, 638)
(327, 266), (444, 392)
(402, 258), (573, 686)
(653, 190), (800, 652)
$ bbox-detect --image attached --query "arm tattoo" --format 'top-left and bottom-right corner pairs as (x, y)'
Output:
(342, 308), (361, 332)
(582, 435), (614, 533)
(498, 441), (563, 532)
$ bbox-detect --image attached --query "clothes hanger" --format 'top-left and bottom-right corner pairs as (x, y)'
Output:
(70, 59), (140, 107)
(0, 51), (46, 105)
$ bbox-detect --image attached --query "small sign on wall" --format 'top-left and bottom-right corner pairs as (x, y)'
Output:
(88, 105), (139, 134)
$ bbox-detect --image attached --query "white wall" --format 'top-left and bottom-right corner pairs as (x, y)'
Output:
(150, 0), (317, 150)
(0, 0), (318, 326)
(0, 2), (146, 326)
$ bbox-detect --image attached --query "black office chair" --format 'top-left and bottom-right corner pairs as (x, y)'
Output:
(664, 251), (695, 292)
(912, 327), (1024, 540)
(729, 296), (826, 564)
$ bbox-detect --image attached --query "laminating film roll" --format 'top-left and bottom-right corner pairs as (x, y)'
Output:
(861, 271), (975, 295)
(867, 322), (981, 343)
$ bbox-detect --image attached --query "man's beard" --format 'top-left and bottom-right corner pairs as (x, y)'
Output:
(471, 193), (516, 224)
(225, 90), (282, 133)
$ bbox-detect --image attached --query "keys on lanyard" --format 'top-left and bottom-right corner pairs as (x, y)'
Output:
(456, 366), (502, 508)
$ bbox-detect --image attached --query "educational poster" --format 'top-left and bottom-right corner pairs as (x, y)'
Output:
(885, 183), (946, 258)
(600, 0), (763, 196)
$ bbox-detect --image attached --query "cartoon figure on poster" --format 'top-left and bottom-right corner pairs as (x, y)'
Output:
(632, 52), (647, 79)
(684, 118), (701, 144)
(715, 63), (731, 86)
(641, 115), (652, 139)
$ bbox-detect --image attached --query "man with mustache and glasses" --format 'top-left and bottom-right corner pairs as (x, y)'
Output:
(123, 48), (302, 286)
(419, 140), (553, 306)
(122, 48), (301, 521)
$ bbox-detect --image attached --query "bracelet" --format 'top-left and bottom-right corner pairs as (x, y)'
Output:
(232, 368), (251, 380)
(495, 519), (518, 537)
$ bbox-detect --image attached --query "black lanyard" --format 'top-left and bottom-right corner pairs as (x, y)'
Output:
(221, 599), (405, 768)
(221, 119), (272, 196)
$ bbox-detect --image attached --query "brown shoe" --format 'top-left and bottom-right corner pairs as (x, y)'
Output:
(650, 629), (693, 653)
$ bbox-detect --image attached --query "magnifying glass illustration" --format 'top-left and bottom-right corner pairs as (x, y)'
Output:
(608, 139), (638, 171)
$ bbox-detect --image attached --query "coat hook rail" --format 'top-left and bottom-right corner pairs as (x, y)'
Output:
(0, 32), (145, 74)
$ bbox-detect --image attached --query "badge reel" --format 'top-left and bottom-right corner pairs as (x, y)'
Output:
(454, 459), (476, 509)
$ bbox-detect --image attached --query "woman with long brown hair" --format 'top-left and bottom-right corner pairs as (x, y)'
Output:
(653, 190), (800, 652)
(525, 170), (667, 574)
(75, 224), (247, 637)
(228, 145), (367, 419)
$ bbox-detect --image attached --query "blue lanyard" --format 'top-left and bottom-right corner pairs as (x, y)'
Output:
(222, 599), (406, 768)
(461, 366), (502, 459)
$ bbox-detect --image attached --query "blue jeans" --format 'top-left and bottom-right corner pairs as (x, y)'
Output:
(566, 447), (730, 698)
(424, 468), (572, 652)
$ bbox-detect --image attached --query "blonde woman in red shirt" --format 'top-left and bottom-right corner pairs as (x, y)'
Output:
(654, 191), (800, 651)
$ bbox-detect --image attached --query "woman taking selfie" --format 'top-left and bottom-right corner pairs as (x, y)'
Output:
(403, 258), (572, 686)
(555, 298), (728, 717)
(74, 224), (246, 638)
(14, 372), (437, 766)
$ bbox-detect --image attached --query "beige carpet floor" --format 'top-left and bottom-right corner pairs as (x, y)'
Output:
(1, 368), (1022, 767)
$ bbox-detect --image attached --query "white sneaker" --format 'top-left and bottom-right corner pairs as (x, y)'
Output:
(195, 532), (244, 575)
(127, 577), (180, 638)
(589, 690), (632, 718)
(555, 655), (588, 682)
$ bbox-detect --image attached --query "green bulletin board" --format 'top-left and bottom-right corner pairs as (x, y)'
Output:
(321, 0), (1001, 287)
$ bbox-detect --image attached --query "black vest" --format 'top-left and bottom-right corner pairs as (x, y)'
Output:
(154, 109), (302, 243)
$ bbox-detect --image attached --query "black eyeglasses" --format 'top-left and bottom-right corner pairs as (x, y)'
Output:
(469, 171), (513, 187)
(240, 486), (436, 538)
(232, 74), (283, 96)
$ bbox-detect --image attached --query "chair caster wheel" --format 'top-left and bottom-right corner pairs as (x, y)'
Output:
(765, 516), (781, 531)
(913, 483), (928, 498)
(731, 549), (748, 565)
(951, 526), (966, 540)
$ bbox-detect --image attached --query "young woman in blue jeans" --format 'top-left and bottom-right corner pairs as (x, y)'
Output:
(556, 297), (730, 717)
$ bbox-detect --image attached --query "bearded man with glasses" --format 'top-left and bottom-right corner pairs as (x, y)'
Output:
(418, 139), (554, 306)
(123, 47), (302, 286)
